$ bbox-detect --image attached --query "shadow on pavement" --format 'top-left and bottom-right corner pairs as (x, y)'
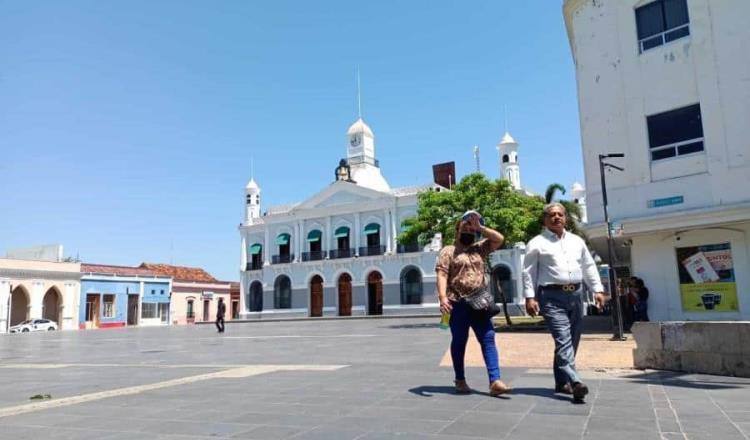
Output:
(624, 371), (748, 390)
(408, 385), (570, 402)
(381, 323), (441, 329)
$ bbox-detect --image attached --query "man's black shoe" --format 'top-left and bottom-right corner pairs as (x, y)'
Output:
(555, 383), (573, 395)
(572, 382), (589, 403)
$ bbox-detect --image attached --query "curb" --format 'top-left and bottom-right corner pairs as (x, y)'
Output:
(196, 314), (441, 325)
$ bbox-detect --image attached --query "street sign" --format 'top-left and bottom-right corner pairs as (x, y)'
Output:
(648, 196), (684, 208)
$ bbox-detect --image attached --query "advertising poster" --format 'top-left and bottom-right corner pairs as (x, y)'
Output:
(676, 243), (738, 312)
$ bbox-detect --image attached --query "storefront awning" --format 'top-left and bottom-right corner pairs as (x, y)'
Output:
(275, 233), (290, 245)
(307, 230), (322, 242)
(249, 243), (262, 255)
(334, 226), (350, 238)
(364, 223), (380, 235)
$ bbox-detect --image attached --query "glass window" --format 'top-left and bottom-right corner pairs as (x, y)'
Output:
(636, 0), (690, 52)
(400, 268), (423, 305)
(159, 303), (170, 323)
(142, 303), (157, 319)
(160, 290), (165, 295)
(647, 104), (704, 161)
(103, 295), (115, 318)
(187, 300), (194, 318)
(274, 276), (292, 309)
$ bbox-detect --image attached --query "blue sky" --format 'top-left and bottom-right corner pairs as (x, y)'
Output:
(0, 0), (583, 281)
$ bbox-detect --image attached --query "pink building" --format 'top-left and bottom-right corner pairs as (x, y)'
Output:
(139, 263), (233, 325)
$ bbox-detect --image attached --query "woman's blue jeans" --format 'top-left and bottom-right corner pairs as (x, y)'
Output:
(449, 300), (501, 383)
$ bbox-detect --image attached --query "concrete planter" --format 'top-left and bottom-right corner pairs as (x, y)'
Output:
(632, 321), (750, 377)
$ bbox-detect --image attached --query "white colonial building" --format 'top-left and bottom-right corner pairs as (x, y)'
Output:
(0, 246), (81, 332)
(565, 0), (750, 320)
(238, 116), (539, 318)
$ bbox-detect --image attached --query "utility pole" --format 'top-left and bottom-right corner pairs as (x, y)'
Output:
(599, 153), (626, 341)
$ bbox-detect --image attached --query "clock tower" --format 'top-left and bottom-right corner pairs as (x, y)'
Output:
(345, 117), (390, 192)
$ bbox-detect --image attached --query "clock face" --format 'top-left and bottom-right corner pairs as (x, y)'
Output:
(350, 133), (361, 147)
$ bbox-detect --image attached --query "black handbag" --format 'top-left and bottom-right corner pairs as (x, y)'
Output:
(463, 286), (497, 314)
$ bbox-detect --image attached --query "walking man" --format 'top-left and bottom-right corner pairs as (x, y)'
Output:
(522, 203), (607, 403)
(215, 297), (226, 333)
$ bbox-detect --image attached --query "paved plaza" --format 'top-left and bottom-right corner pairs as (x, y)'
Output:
(1, 317), (749, 440)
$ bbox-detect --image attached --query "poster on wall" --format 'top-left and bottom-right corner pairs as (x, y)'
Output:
(676, 243), (738, 312)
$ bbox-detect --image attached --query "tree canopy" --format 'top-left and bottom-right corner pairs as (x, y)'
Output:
(398, 173), (546, 247)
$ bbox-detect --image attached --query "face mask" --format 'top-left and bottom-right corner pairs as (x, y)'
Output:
(459, 233), (475, 246)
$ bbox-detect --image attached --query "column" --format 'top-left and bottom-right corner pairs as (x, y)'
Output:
(264, 228), (271, 266)
(383, 209), (392, 254)
(390, 208), (398, 253)
(296, 221), (303, 262)
(0, 279), (9, 333)
(240, 235), (247, 271)
(326, 216), (332, 257)
(30, 281), (43, 319)
(354, 213), (361, 256)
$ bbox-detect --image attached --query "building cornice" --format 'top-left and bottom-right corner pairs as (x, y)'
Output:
(584, 202), (750, 238)
(0, 269), (81, 282)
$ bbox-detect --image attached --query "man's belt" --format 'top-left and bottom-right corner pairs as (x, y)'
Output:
(541, 283), (581, 292)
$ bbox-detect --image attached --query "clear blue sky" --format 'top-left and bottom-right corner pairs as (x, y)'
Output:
(0, 0), (583, 281)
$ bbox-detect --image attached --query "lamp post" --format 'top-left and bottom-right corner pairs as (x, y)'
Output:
(599, 153), (626, 341)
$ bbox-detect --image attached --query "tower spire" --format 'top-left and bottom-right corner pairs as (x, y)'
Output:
(356, 66), (362, 119)
(473, 145), (480, 173)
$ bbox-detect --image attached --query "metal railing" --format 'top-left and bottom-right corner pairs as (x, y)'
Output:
(271, 254), (294, 264)
(302, 251), (325, 262)
(245, 261), (264, 271)
(650, 137), (704, 162)
(358, 245), (385, 257)
(397, 243), (421, 254)
(328, 248), (353, 259)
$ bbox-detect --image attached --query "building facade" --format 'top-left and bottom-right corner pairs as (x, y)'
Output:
(0, 257), (81, 332)
(238, 115), (542, 317)
(79, 264), (172, 329)
(564, 0), (750, 320)
(139, 263), (233, 325)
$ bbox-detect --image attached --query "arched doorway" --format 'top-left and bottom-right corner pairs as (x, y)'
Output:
(273, 275), (292, 309)
(42, 287), (62, 326)
(10, 286), (30, 326)
(367, 271), (383, 315)
(337, 273), (352, 316)
(400, 266), (423, 305)
(491, 265), (514, 304)
(310, 275), (323, 317)
(248, 281), (263, 312)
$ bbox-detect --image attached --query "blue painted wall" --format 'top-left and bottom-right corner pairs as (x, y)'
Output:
(142, 282), (171, 303)
(79, 278), (171, 326)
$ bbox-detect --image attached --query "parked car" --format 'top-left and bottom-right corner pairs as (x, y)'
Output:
(9, 319), (58, 333)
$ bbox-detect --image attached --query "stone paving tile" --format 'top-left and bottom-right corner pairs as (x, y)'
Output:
(289, 426), (368, 440)
(230, 424), (304, 439)
(505, 414), (587, 439)
(584, 416), (661, 438)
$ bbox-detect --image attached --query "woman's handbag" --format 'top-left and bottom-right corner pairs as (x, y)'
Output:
(463, 286), (500, 316)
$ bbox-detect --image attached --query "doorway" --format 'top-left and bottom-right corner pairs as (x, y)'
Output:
(337, 273), (352, 316)
(310, 275), (323, 317)
(127, 294), (139, 326)
(367, 271), (383, 315)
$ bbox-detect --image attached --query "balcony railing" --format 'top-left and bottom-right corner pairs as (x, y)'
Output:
(302, 251), (325, 262)
(358, 245), (385, 257)
(328, 248), (353, 259)
(245, 261), (264, 271)
(271, 254), (294, 264)
(397, 243), (421, 254)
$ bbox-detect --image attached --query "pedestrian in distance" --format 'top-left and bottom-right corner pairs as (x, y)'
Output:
(522, 203), (608, 404)
(634, 277), (650, 322)
(436, 210), (511, 397)
(216, 297), (226, 333)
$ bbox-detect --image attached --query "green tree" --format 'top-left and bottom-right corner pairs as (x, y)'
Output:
(398, 173), (545, 248)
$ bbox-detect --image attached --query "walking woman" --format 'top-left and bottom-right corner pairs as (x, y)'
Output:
(436, 211), (511, 396)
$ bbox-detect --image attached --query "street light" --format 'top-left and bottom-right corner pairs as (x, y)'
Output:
(599, 153), (626, 341)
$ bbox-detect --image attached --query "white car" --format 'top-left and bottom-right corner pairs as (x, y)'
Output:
(9, 319), (58, 333)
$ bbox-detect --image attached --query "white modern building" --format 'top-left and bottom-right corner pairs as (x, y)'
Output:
(238, 116), (535, 318)
(564, 0), (750, 320)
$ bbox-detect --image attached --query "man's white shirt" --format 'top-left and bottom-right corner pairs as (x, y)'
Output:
(522, 228), (604, 298)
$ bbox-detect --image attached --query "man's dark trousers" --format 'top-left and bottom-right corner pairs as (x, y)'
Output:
(215, 317), (225, 333)
(540, 286), (584, 386)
